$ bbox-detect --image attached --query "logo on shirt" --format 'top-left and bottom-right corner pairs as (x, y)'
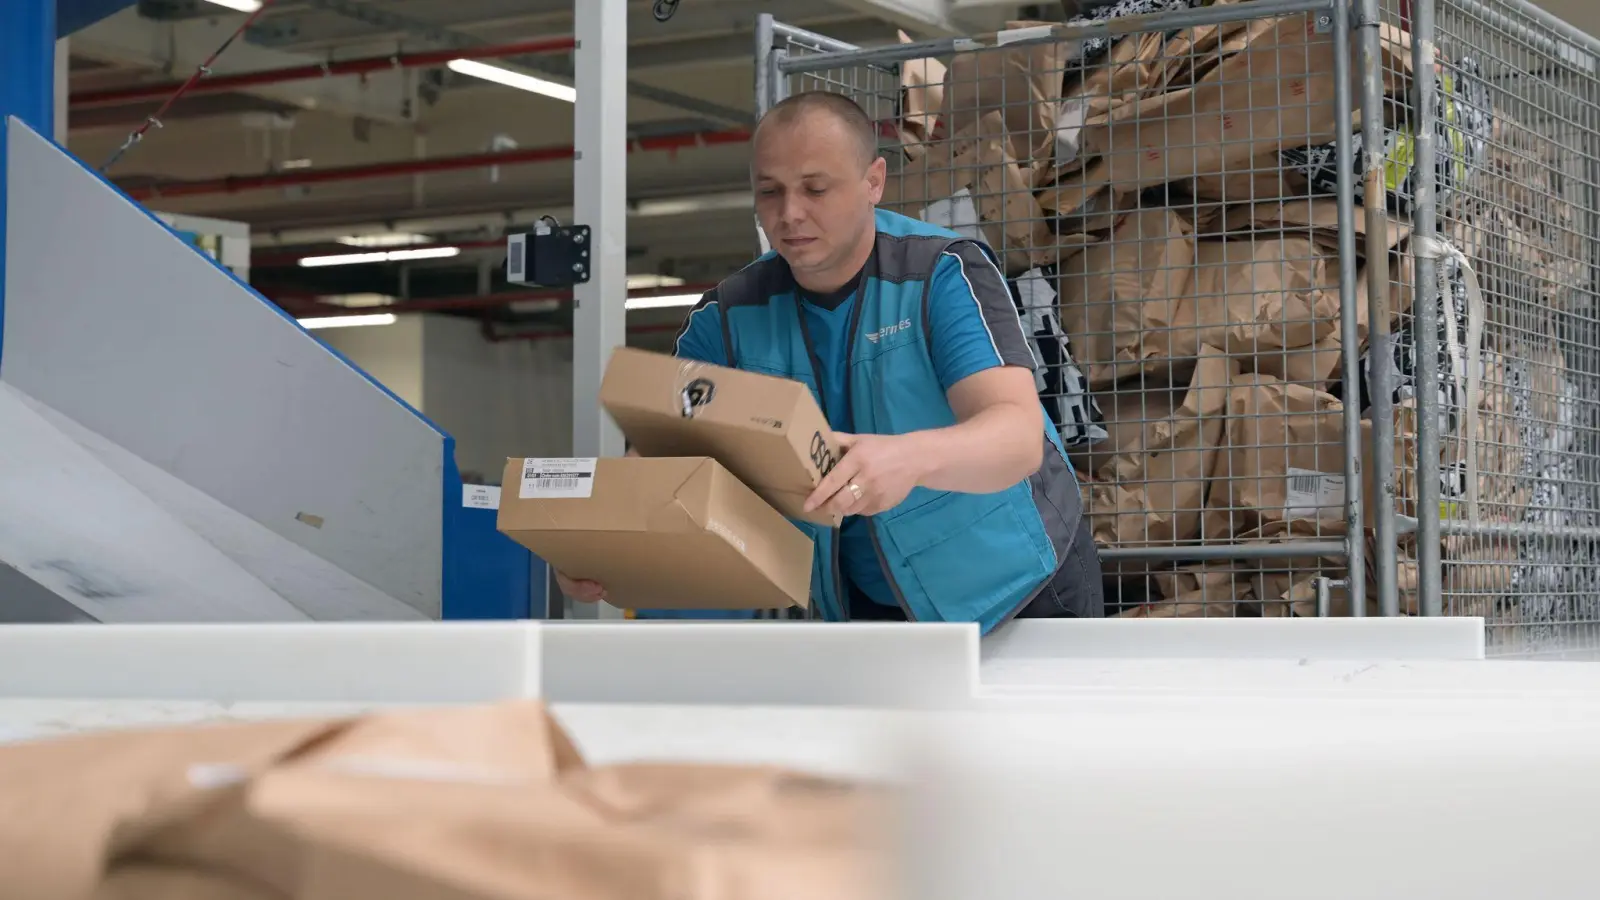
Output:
(865, 318), (914, 344)
(680, 378), (716, 417)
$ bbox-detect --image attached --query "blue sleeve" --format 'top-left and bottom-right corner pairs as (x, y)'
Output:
(926, 241), (1038, 391)
(671, 290), (731, 366)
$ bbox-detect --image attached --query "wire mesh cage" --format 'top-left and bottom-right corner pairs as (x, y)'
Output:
(757, 0), (1600, 655)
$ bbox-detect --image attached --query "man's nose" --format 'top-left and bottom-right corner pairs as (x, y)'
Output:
(779, 195), (807, 224)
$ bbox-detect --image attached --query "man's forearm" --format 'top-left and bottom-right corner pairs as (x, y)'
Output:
(904, 402), (1044, 494)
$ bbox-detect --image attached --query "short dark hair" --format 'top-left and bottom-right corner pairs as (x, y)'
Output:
(754, 91), (879, 167)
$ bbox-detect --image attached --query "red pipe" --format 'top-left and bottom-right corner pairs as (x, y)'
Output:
(484, 322), (685, 343)
(123, 128), (751, 200)
(71, 37), (577, 110)
(276, 283), (716, 317)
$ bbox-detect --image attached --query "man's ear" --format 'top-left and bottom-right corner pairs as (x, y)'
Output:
(866, 155), (888, 204)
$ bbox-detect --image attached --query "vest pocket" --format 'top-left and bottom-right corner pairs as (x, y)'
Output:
(881, 491), (1054, 622)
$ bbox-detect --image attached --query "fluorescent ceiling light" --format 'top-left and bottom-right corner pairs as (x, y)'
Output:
(447, 59), (576, 103)
(625, 293), (702, 311)
(298, 246), (460, 268)
(337, 233), (431, 248)
(625, 274), (686, 291)
(300, 313), (398, 330)
(320, 293), (397, 309)
(202, 0), (263, 11)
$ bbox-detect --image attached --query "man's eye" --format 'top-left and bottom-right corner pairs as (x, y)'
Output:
(806, 187), (827, 196)
(758, 188), (779, 197)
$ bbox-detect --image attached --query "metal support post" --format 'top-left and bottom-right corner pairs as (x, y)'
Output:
(0, 0), (56, 374)
(1332, 0), (1368, 617)
(54, 38), (68, 144)
(1357, 0), (1401, 616)
(1408, 0), (1444, 617)
(571, 0), (629, 621)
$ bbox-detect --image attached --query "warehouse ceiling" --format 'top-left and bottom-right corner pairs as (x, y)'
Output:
(59, 0), (1600, 329)
(62, 0), (1039, 327)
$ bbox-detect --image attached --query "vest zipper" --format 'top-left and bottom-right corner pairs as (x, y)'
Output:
(837, 281), (918, 623)
(793, 297), (848, 623)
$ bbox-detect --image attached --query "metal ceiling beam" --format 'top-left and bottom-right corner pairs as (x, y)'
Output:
(302, 0), (754, 127)
(247, 188), (755, 248)
(70, 36), (574, 109)
(825, 0), (965, 37)
(70, 8), (413, 124)
(120, 127), (752, 200)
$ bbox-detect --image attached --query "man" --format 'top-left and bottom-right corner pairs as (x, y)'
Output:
(559, 91), (1103, 632)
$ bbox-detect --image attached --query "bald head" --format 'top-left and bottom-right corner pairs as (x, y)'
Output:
(753, 91), (879, 169)
(749, 91), (886, 292)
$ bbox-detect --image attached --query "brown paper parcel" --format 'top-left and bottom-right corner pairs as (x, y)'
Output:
(1041, 14), (1413, 217)
(1114, 563), (1253, 618)
(1205, 374), (1406, 540)
(1247, 521), (1420, 617)
(943, 21), (1070, 169)
(881, 112), (1054, 275)
(1075, 348), (1237, 549)
(895, 29), (946, 155)
(0, 702), (893, 900)
(1055, 207), (1195, 388)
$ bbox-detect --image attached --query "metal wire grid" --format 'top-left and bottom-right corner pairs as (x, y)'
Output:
(1421, 0), (1600, 657)
(758, 0), (1600, 636)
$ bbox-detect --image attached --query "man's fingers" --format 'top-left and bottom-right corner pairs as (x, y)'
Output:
(807, 453), (862, 512)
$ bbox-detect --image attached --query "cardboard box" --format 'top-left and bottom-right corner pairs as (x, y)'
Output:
(600, 346), (844, 527)
(498, 456), (813, 611)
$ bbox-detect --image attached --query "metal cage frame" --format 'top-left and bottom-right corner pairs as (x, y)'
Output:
(755, 0), (1600, 656)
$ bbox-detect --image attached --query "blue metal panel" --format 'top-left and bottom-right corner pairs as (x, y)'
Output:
(440, 448), (544, 621)
(0, 0), (56, 376)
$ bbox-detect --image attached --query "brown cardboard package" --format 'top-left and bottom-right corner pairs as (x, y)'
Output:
(1075, 348), (1237, 547)
(1189, 236), (1338, 358)
(895, 29), (946, 157)
(1040, 14), (1413, 216)
(880, 112), (1056, 275)
(1114, 563), (1252, 618)
(1220, 197), (1413, 256)
(1205, 377), (1421, 540)
(0, 702), (892, 900)
(498, 456), (813, 611)
(942, 20), (1070, 170)
(1055, 207), (1195, 388)
(600, 346), (843, 527)
(1204, 374), (1358, 540)
(1248, 524), (1419, 617)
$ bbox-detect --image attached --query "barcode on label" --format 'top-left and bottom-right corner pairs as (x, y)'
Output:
(1285, 467), (1346, 520)
(518, 458), (597, 500)
(524, 475), (582, 491)
(1289, 474), (1322, 495)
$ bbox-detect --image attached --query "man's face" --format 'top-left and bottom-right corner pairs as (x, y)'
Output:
(752, 112), (886, 279)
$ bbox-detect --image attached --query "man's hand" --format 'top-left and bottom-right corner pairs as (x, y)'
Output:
(803, 432), (926, 519)
(556, 571), (608, 604)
